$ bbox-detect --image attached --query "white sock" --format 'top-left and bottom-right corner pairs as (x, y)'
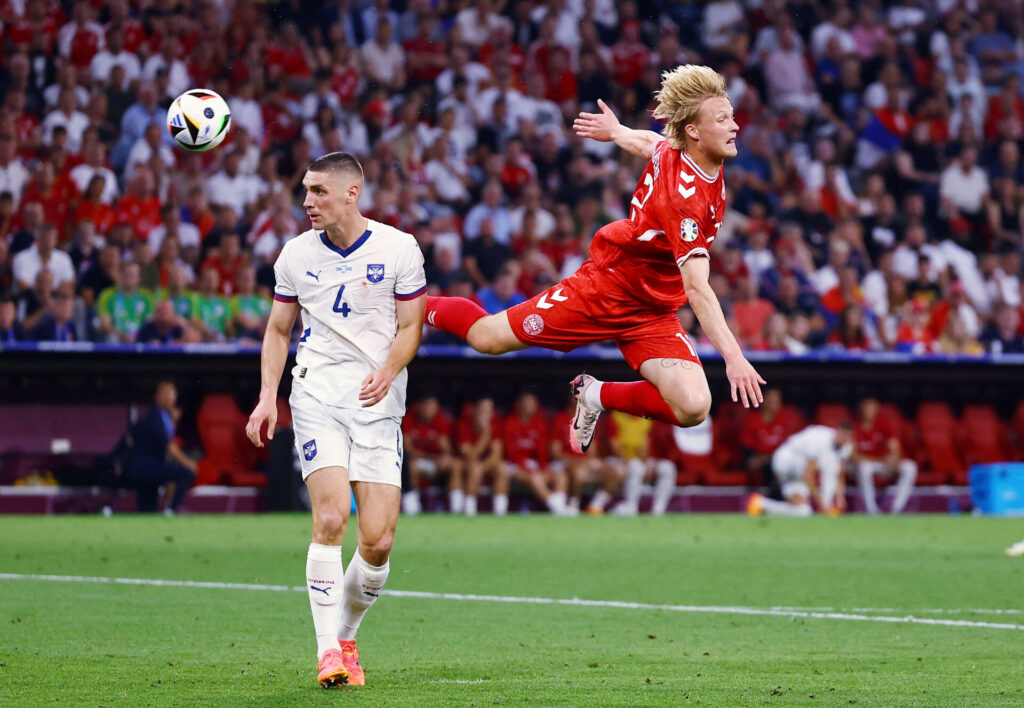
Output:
(652, 459), (675, 516)
(449, 489), (465, 514)
(493, 494), (508, 516)
(306, 543), (343, 658)
(761, 498), (813, 517)
(588, 489), (611, 511)
(465, 494), (477, 516)
(402, 490), (420, 515)
(569, 496), (581, 511)
(819, 460), (839, 510)
(890, 460), (917, 514)
(857, 464), (879, 515)
(583, 380), (605, 410)
(338, 550), (389, 641)
(624, 458), (644, 510)
(547, 491), (567, 514)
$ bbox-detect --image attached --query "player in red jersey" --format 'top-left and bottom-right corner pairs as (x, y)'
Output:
(401, 394), (464, 515)
(425, 65), (765, 453)
(852, 398), (917, 514)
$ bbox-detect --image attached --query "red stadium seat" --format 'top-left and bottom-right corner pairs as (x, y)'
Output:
(958, 404), (1011, 471)
(914, 402), (962, 485)
(815, 402), (853, 428)
(196, 394), (267, 487)
(1011, 401), (1024, 460)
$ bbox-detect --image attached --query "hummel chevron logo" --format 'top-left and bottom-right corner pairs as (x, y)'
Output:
(310, 584), (330, 596)
(536, 287), (568, 310)
(678, 184), (695, 198)
(679, 171), (695, 184)
(427, 311), (436, 326)
(306, 270), (321, 282)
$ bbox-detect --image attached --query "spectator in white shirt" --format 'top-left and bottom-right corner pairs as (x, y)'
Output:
(206, 149), (262, 219)
(464, 180), (513, 244)
(125, 123), (175, 182)
(361, 19), (405, 91)
(12, 223), (76, 292)
(42, 89), (89, 152)
(56, 1), (105, 62)
(44, 61), (90, 109)
(143, 37), (191, 100)
(0, 135), (30, 206)
(436, 46), (491, 103)
(510, 182), (555, 240)
(90, 28), (140, 86)
(422, 136), (471, 207)
(148, 203), (202, 255)
(227, 80), (265, 148)
(69, 141), (119, 204)
(810, 5), (857, 60)
(940, 147), (989, 221)
(528, 0), (582, 51)
(455, 0), (512, 46)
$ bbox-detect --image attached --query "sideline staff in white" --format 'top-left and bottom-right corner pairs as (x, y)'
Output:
(747, 423), (854, 517)
(245, 152), (426, 688)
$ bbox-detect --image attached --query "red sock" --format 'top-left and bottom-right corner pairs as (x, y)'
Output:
(425, 296), (488, 341)
(599, 381), (680, 425)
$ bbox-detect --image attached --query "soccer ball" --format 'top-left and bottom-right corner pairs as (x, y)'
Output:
(166, 89), (232, 152)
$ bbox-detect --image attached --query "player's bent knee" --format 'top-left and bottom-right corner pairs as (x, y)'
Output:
(362, 534), (394, 562)
(669, 393), (711, 427)
(312, 510), (347, 544)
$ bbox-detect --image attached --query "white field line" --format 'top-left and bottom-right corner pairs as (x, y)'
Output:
(1, 573), (1022, 632)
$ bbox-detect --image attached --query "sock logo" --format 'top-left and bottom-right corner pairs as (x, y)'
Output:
(427, 311), (436, 326)
(363, 590), (379, 598)
(309, 584), (331, 596)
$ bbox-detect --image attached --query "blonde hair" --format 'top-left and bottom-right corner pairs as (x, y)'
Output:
(653, 65), (729, 149)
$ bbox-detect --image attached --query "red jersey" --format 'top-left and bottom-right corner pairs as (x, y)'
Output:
(854, 416), (896, 459)
(503, 412), (549, 467)
(590, 140), (725, 312)
(455, 414), (503, 456)
(740, 409), (801, 455)
(402, 411), (453, 457)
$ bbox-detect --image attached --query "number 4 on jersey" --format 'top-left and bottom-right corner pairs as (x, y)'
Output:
(332, 285), (351, 317)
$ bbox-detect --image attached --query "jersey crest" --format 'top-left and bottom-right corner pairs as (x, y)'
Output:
(303, 439), (317, 460)
(367, 264), (385, 283)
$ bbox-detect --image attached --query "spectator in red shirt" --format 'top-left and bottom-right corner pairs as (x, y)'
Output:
(827, 304), (873, 351)
(457, 397), (509, 516)
(610, 21), (649, 87)
(114, 167), (161, 242)
(504, 392), (570, 515)
(895, 297), (936, 353)
(402, 395), (464, 515)
(403, 12), (448, 87)
(733, 276), (775, 346)
(740, 388), (802, 498)
(200, 231), (246, 296)
(19, 160), (78, 239)
(852, 398), (917, 514)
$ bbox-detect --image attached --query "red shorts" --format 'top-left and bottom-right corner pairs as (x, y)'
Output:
(506, 261), (702, 371)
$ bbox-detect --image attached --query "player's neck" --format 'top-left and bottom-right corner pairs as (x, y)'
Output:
(681, 146), (722, 179)
(322, 212), (369, 249)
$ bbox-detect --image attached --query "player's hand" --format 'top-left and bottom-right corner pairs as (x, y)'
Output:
(725, 356), (766, 409)
(245, 397), (277, 448)
(573, 98), (620, 143)
(360, 367), (396, 407)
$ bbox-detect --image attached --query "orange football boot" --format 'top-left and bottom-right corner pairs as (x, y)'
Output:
(746, 493), (764, 516)
(316, 648), (349, 688)
(339, 640), (365, 686)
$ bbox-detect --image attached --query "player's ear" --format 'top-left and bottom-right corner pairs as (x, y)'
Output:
(685, 121), (700, 142)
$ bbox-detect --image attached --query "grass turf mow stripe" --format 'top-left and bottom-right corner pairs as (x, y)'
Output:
(2, 572), (1021, 632)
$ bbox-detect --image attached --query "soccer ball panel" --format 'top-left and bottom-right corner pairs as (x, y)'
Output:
(166, 89), (232, 152)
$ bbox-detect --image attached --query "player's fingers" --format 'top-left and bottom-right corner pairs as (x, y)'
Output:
(747, 381), (761, 408)
(597, 98), (611, 115)
(267, 412), (277, 440)
(730, 380), (738, 403)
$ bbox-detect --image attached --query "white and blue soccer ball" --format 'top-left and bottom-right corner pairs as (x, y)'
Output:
(166, 89), (232, 152)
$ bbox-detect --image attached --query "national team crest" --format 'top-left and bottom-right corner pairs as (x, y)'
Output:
(681, 218), (699, 242)
(303, 439), (317, 461)
(523, 313), (545, 336)
(367, 264), (385, 283)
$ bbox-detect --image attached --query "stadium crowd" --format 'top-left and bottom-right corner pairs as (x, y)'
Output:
(1, 0), (1024, 355)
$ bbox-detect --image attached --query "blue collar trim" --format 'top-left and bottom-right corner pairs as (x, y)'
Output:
(320, 229), (371, 258)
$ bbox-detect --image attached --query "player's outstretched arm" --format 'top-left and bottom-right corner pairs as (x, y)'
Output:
(680, 256), (766, 409)
(246, 298), (299, 447)
(573, 98), (663, 160)
(360, 294), (426, 407)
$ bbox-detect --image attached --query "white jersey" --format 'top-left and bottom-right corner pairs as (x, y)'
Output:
(776, 425), (851, 467)
(273, 220), (426, 419)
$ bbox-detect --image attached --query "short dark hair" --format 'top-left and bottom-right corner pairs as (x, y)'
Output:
(308, 152), (363, 182)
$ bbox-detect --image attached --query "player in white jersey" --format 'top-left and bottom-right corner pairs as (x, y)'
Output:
(747, 423), (854, 517)
(245, 152), (426, 688)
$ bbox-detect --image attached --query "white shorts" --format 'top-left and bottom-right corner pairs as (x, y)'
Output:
(290, 388), (403, 487)
(772, 448), (810, 500)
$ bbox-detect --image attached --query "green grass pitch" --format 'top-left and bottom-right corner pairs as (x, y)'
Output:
(1, 514), (1022, 706)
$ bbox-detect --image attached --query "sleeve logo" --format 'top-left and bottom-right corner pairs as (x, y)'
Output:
(681, 218), (699, 242)
(303, 439), (317, 461)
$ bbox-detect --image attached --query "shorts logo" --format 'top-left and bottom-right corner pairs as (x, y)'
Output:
(523, 313), (545, 336)
(367, 264), (384, 283)
(681, 218), (699, 242)
(303, 439), (317, 461)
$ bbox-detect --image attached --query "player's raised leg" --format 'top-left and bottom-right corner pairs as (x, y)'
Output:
(425, 296), (527, 355)
(305, 467), (352, 688)
(337, 480), (400, 686)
